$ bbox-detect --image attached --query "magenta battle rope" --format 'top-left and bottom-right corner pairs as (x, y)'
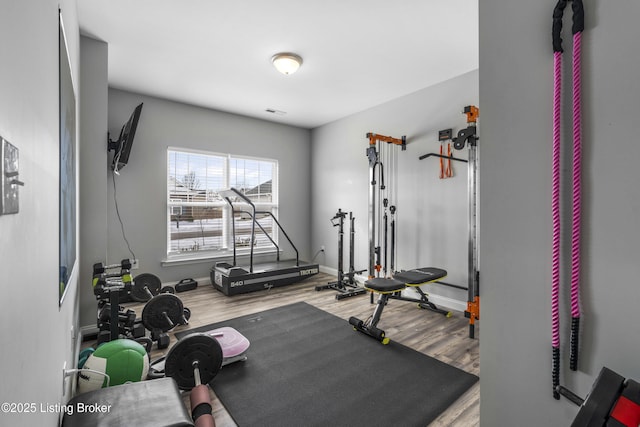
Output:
(551, 0), (584, 400)
(551, 47), (562, 400)
(569, 28), (583, 373)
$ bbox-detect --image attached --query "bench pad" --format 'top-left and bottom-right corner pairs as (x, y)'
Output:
(364, 277), (406, 293)
(393, 267), (447, 285)
(62, 377), (194, 427)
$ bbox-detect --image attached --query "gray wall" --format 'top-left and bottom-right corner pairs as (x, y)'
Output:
(78, 36), (109, 329)
(0, 1), (81, 424)
(78, 88), (312, 329)
(479, 1), (640, 425)
(311, 70), (479, 310)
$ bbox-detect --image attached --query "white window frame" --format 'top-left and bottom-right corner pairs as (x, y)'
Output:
(166, 147), (279, 262)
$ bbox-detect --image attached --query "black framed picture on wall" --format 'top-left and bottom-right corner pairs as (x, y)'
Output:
(59, 10), (77, 306)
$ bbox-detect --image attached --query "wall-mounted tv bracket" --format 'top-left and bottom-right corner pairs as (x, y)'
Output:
(107, 135), (118, 152)
(452, 105), (480, 339)
(366, 133), (406, 279)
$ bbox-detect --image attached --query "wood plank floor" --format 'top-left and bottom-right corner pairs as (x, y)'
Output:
(98, 272), (480, 426)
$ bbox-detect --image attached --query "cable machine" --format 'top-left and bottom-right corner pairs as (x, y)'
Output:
(417, 106), (480, 338)
(349, 132), (453, 343)
(365, 132), (451, 316)
(454, 106), (480, 338)
(366, 132), (405, 279)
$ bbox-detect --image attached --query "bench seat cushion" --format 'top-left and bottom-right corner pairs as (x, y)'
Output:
(62, 377), (194, 427)
(393, 267), (447, 285)
(364, 277), (406, 293)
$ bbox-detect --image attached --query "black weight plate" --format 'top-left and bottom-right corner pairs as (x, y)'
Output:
(141, 294), (184, 332)
(131, 273), (162, 302)
(165, 333), (223, 390)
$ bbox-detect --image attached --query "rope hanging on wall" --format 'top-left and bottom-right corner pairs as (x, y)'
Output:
(551, 0), (584, 400)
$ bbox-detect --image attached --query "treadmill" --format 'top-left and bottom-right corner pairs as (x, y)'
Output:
(210, 188), (319, 295)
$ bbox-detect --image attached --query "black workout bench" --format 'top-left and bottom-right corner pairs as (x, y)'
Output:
(349, 267), (450, 344)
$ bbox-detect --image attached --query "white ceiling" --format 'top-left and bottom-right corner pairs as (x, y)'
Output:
(78, 1), (478, 129)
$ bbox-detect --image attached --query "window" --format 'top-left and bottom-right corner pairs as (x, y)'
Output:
(167, 148), (278, 258)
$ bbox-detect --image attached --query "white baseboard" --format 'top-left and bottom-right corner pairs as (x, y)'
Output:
(417, 292), (467, 313)
(79, 325), (99, 339)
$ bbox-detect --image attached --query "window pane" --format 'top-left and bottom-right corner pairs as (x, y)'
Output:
(229, 158), (273, 203)
(232, 207), (276, 249)
(168, 149), (277, 257)
(169, 206), (224, 252)
(168, 150), (225, 201)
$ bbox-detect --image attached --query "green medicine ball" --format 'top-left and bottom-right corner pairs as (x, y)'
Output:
(78, 339), (149, 394)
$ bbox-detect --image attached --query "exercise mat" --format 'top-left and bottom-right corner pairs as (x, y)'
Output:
(176, 302), (478, 427)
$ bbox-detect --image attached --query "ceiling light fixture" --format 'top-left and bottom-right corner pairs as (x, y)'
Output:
(271, 52), (303, 75)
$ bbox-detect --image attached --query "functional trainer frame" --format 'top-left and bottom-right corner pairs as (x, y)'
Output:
(416, 107), (480, 338)
(454, 106), (480, 339)
(366, 132), (405, 278)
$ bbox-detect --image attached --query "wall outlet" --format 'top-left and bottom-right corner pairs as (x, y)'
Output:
(131, 259), (139, 269)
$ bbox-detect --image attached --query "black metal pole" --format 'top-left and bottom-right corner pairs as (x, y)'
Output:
(336, 209), (344, 285)
(349, 212), (355, 283)
(383, 212), (388, 276)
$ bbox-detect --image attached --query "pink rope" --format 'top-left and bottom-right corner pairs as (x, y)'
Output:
(552, 51), (562, 349)
(570, 31), (582, 319)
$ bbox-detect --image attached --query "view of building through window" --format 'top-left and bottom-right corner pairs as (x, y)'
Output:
(167, 148), (277, 256)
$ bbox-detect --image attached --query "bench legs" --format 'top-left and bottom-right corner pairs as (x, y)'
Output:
(349, 293), (391, 344)
(390, 286), (452, 317)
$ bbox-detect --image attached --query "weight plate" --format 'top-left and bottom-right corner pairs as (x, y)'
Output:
(131, 273), (162, 302)
(141, 293), (184, 332)
(165, 333), (223, 390)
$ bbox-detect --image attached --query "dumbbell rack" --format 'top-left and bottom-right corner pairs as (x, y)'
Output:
(95, 281), (144, 344)
(92, 260), (149, 347)
(93, 261), (132, 343)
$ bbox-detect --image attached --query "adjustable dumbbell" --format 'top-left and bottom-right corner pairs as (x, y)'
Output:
(93, 259), (133, 275)
(97, 304), (137, 328)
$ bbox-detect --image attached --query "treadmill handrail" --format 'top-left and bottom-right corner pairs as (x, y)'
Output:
(220, 187), (300, 271)
(256, 211), (299, 266)
(219, 188), (254, 207)
(237, 211), (281, 261)
(222, 188), (256, 272)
